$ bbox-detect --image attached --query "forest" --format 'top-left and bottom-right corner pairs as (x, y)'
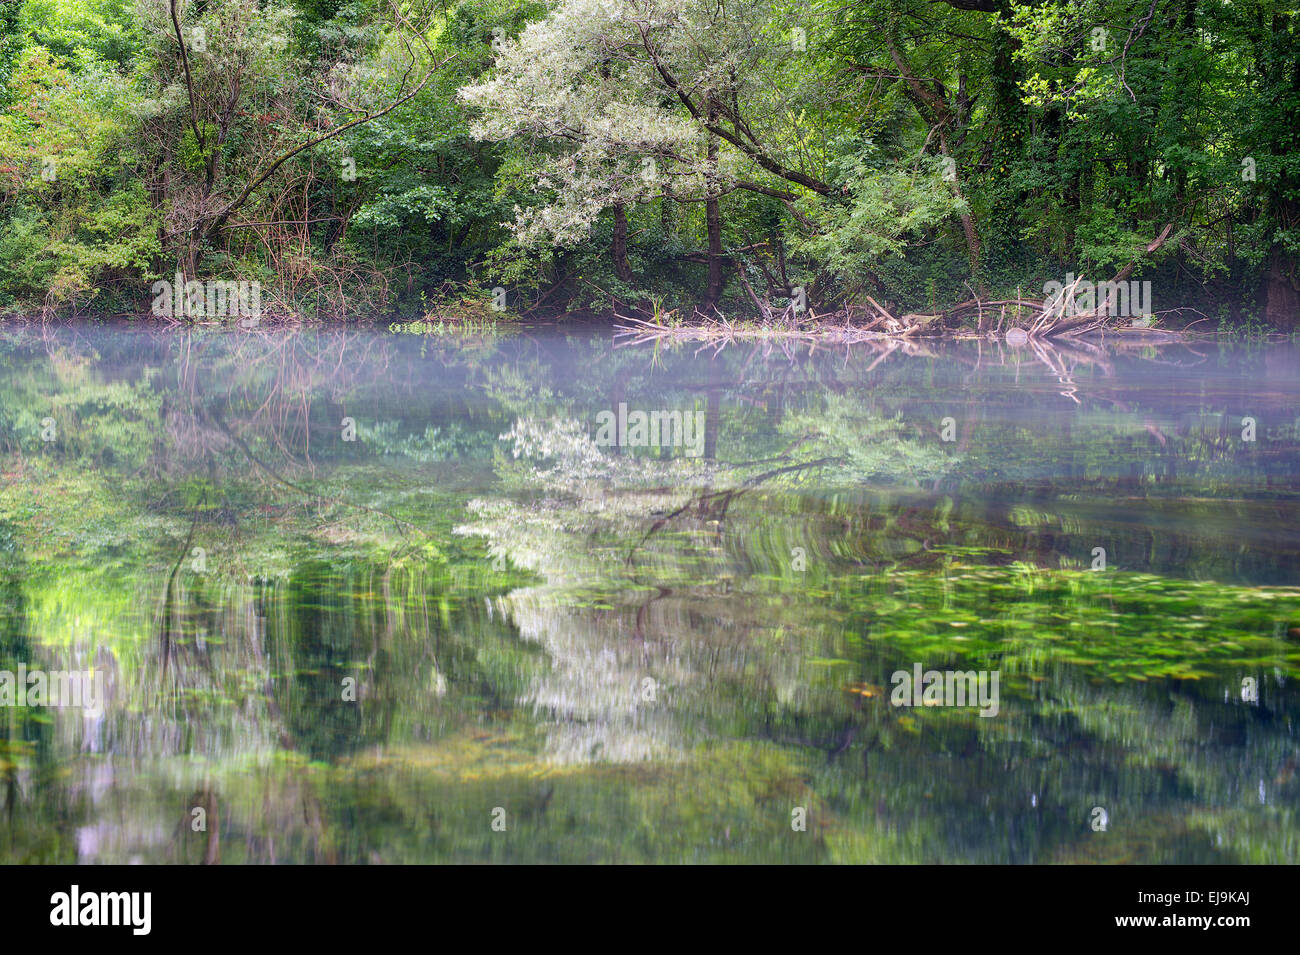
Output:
(0, 0), (1298, 329)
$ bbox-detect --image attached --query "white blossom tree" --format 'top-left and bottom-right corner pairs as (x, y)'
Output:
(460, 0), (838, 301)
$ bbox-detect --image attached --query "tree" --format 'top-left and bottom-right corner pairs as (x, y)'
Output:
(460, 0), (848, 302)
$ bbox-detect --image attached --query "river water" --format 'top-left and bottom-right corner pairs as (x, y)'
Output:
(1, 325), (1297, 863)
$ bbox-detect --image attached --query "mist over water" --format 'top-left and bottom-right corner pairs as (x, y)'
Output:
(1, 326), (1297, 863)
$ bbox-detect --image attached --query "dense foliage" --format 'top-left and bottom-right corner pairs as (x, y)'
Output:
(0, 0), (1297, 325)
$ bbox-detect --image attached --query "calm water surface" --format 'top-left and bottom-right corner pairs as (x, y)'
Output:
(1, 326), (1298, 863)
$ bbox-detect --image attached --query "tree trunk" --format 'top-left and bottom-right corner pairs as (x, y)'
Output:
(611, 204), (631, 281)
(705, 195), (724, 304)
(1265, 248), (1300, 330)
(940, 134), (982, 283)
(704, 98), (725, 304)
(885, 37), (982, 284)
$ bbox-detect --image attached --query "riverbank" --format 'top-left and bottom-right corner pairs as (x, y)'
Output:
(2, 289), (1289, 345)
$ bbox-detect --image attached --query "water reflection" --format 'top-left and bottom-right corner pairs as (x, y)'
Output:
(1, 326), (1297, 863)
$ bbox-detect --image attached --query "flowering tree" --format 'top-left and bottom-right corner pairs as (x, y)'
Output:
(461, 0), (839, 301)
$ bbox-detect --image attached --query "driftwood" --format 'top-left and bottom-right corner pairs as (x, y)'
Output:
(613, 261), (1177, 343)
(847, 271), (1158, 340)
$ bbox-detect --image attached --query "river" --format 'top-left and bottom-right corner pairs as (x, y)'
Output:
(1, 324), (1297, 863)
